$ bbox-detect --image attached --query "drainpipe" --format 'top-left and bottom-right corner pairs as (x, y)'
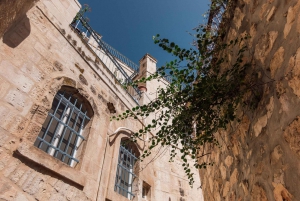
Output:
(96, 135), (109, 201)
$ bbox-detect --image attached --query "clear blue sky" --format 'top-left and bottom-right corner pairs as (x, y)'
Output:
(78, 0), (210, 67)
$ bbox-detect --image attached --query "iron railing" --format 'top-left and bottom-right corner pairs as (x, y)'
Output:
(70, 14), (142, 103)
(206, 0), (227, 36)
(100, 40), (140, 73)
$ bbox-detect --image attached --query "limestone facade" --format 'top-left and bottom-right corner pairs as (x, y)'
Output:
(199, 0), (300, 200)
(0, 0), (203, 201)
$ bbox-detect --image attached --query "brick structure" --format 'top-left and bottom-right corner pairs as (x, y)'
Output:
(0, 0), (203, 200)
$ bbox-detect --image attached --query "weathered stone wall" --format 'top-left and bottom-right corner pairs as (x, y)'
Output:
(0, 0), (203, 200)
(0, 0), (37, 38)
(200, 0), (300, 200)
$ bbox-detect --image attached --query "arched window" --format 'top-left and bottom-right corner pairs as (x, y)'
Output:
(114, 138), (140, 200)
(33, 87), (93, 167)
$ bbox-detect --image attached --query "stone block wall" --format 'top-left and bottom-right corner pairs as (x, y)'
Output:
(199, 0), (300, 200)
(0, 0), (203, 200)
(0, 0), (37, 38)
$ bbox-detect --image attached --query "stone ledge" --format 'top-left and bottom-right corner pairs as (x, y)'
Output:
(16, 141), (85, 187)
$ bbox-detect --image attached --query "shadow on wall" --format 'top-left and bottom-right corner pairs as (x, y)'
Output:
(12, 151), (83, 190)
(3, 14), (31, 48)
(0, 0), (36, 38)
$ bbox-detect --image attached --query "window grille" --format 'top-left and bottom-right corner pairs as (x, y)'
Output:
(34, 91), (90, 167)
(114, 145), (138, 200)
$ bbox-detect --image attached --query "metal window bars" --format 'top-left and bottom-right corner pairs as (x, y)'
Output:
(70, 13), (142, 104)
(34, 91), (90, 167)
(114, 145), (138, 200)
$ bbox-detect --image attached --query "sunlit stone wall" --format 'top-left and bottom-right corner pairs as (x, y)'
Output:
(199, 0), (300, 200)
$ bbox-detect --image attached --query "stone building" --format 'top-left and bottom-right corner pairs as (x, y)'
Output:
(199, 0), (300, 200)
(0, 0), (203, 200)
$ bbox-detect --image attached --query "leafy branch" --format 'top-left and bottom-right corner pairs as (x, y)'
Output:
(112, 1), (253, 186)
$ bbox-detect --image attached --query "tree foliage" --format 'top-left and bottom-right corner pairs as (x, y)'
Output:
(112, 2), (250, 185)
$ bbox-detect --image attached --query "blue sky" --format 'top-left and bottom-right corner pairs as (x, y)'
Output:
(77, 0), (209, 67)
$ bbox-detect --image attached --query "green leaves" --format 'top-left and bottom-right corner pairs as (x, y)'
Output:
(112, 5), (251, 185)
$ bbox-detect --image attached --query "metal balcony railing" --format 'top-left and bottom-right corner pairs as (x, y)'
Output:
(70, 13), (142, 104)
(207, 0), (227, 36)
(100, 40), (140, 73)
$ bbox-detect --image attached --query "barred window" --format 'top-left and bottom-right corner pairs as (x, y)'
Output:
(34, 89), (92, 167)
(114, 140), (139, 200)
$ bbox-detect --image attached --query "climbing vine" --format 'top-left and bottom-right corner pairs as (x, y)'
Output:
(112, 0), (252, 185)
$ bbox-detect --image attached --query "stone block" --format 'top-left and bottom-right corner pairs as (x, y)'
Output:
(36, 59), (55, 74)
(270, 47), (284, 78)
(82, 135), (104, 165)
(1, 134), (19, 152)
(53, 180), (64, 193)
(272, 183), (293, 201)
(284, 6), (296, 38)
(0, 60), (35, 93)
(0, 76), (11, 99)
(222, 181), (230, 197)
(83, 178), (98, 201)
(22, 172), (38, 194)
(0, 107), (29, 137)
(0, 181), (17, 200)
(81, 159), (100, 177)
(34, 41), (51, 60)
(266, 6), (276, 22)
(4, 88), (33, 115)
(67, 0), (80, 20)
(29, 9), (49, 34)
(21, 61), (45, 83)
(220, 163), (227, 180)
(30, 105), (49, 125)
(3, 159), (21, 177)
(0, 148), (11, 171)
(15, 192), (30, 201)
(49, 192), (67, 201)
(47, 175), (58, 187)
(229, 169), (238, 187)
(65, 185), (76, 201)
(41, 0), (70, 30)
(251, 184), (268, 201)
(254, 31), (278, 63)
(284, 117), (300, 158)
(270, 145), (283, 165)
(72, 190), (89, 201)
(23, 121), (41, 142)
(0, 127), (10, 147)
(16, 169), (34, 187)
(232, 8), (245, 30)
(9, 163), (27, 184)
(224, 156), (233, 168)
(25, 48), (42, 65)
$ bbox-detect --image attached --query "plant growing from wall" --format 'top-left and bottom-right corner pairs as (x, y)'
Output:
(71, 4), (91, 25)
(112, 0), (251, 186)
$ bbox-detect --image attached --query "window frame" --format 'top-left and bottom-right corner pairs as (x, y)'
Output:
(16, 84), (95, 187)
(34, 91), (90, 167)
(114, 143), (139, 200)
